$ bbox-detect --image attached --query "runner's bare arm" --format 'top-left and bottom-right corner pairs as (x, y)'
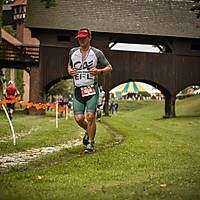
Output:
(89, 65), (112, 76)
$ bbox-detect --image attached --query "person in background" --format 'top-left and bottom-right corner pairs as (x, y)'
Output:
(115, 102), (119, 113)
(58, 96), (64, 117)
(111, 100), (115, 114)
(3, 81), (20, 121)
(68, 95), (73, 110)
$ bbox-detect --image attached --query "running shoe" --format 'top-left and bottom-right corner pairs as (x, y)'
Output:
(83, 132), (89, 146)
(84, 142), (94, 153)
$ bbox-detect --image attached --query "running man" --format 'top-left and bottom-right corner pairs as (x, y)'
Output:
(3, 81), (20, 121)
(67, 28), (112, 153)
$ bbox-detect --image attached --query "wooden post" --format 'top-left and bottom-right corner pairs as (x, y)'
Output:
(164, 93), (176, 118)
(104, 90), (110, 116)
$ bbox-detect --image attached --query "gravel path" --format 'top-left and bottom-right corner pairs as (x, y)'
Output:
(0, 134), (84, 168)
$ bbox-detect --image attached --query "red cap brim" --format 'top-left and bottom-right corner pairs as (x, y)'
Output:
(75, 31), (91, 38)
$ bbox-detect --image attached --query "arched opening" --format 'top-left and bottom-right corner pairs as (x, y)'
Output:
(109, 80), (166, 101)
(176, 84), (200, 117)
(176, 85), (200, 100)
(108, 79), (176, 118)
(45, 77), (73, 104)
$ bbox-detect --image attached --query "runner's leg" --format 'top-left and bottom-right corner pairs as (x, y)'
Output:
(86, 112), (96, 140)
(73, 90), (87, 131)
(6, 102), (12, 120)
(85, 84), (99, 141)
(74, 114), (87, 130)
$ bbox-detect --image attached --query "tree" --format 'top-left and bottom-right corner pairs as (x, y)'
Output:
(191, 0), (200, 18)
(3, 25), (16, 37)
(48, 79), (73, 99)
(15, 69), (24, 98)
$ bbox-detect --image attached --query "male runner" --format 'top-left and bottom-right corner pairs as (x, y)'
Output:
(3, 81), (20, 121)
(68, 28), (112, 153)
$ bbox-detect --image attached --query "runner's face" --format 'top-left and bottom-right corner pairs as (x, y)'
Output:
(78, 36), (90, 49)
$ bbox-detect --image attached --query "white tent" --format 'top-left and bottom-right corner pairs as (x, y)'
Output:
(147, 87), (161, 94)
(110, 82), (147, 99)
(110, 82), (162, 99)
(194, 89), (200, 94)
(137, 83), (161, 94)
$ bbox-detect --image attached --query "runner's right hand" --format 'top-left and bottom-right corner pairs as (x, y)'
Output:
(68, 67), (78, 78)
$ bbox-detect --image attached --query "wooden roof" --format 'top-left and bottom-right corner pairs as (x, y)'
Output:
(25, 0), (200, 39)
(11, 0), (27, 7)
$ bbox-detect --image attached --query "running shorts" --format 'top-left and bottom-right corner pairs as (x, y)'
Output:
(6, 98), (15, 110)
(73, 83), (99, 115)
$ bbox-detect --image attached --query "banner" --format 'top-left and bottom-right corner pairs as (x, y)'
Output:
(0, 97), (71, 113)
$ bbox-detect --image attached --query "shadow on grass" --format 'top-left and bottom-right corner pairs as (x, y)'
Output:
(154, 114), (200, 121)
(175, 115), (200, 119)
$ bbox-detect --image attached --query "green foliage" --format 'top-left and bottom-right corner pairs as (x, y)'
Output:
(138, 91), (151, 97)
(0, 86), (2, 97)
(191, 0), (200, 18)
(14, 69), (24, 98)
(48, 79), (73, 98)
(176, 93), (195, 100)
(5, 68), (11, 82)
(0, 69), (3, 96)
(40, 0), (56, 8)
(2, 25), (16, 37)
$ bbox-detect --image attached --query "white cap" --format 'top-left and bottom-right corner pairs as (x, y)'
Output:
(8, 81), (13, 85)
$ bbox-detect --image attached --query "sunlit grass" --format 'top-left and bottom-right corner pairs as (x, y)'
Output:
(0, 96), (200, 200)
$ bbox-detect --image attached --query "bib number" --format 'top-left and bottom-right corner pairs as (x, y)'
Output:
(81, 85), (96, 97)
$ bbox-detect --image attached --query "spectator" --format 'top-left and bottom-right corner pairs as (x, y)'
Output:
(111, 101), (115, 114)
(58, 96), (64, 117)
(115, 102), (119, 112)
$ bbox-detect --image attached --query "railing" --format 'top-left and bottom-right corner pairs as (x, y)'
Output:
(21, 46), (40, 62)
(0, 43), (39, 63)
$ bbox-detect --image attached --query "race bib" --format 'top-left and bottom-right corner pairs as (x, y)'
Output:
(81, 85), (96, 97)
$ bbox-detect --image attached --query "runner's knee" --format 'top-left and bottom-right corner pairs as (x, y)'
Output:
(87, 113), (95, 124)
(74, 115), (84, 124)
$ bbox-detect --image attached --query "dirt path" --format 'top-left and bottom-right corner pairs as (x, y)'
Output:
(0, 138), (82, 168)
(0, 122), (124, 168)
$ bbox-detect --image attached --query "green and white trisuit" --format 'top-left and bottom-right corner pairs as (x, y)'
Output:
(68, 46), (110, 115)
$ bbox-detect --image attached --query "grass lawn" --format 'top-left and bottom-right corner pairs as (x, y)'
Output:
(0, 95), (200, 200)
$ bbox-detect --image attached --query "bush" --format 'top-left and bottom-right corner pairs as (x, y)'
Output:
(176, 93), (195, 100)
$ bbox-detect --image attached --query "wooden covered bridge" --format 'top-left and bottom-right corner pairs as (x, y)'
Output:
(2, 0), (200, 117)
